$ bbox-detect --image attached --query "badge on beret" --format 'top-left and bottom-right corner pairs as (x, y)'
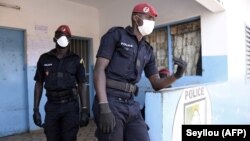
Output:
(143, 7), (150, 13)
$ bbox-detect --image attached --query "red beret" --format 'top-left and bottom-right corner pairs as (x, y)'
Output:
(159, 68), (170, 75)
(133, 2), (158, 17)
(55, 25), (71, 37)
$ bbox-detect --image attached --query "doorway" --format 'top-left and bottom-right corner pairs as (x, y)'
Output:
(0, 27), (28, 137)
(69, 36), (93, 112)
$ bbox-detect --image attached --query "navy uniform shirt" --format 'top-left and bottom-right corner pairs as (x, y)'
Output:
(34, 49), (85, 91)
(96, 26), (158, 84)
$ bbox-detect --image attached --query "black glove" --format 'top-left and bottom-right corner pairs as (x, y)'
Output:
(33, 108), (42, 127)
(80, 108), (89, 127)
(99, 103), (116, 134)
(173, 57), (187, 79)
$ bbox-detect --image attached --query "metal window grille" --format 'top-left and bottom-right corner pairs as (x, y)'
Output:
(145, 28), (168, 70)
(69, 37), (91, 109)
(146, 19), (202, 76)
(171, 20), (202, 76)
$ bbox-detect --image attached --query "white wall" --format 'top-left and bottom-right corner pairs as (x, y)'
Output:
(98, 0), (208, 36)
(0, 0), (99, 66)
(201, 11), (227, 56)
(226, 0), (250, 82)
(145, 1), (250, 141)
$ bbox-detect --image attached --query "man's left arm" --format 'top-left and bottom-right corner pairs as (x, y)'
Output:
(144, 50), (186, 91)
(148, 57), (187, 91)
(77, 58), (89, 127)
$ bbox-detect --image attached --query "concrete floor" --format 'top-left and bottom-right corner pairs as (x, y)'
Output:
(0, 120), (97, 141)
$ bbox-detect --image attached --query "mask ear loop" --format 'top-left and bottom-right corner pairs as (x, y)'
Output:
(135, 15), (143, 27)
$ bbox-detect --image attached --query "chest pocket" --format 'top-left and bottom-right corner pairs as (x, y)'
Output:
(109, 45), (135, 78)
(117, 47), (133, 58)
(44, 60), (77, 90)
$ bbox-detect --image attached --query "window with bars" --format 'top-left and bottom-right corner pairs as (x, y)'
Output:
(145, 19), (202, 76)
(245, 25), (250, 82)
(145, 28), (168, 70)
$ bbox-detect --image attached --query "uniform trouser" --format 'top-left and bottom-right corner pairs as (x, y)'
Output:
(92, 94), (150, 141)
(44, 99), (79, 141)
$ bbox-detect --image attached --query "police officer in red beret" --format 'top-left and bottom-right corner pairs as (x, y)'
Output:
(33, 25), (89, 141)
(93, 3), (187, 141)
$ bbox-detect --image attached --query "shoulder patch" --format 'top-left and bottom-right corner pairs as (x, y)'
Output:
(80, 58), (84, 65)
(80, 58), (85, 67)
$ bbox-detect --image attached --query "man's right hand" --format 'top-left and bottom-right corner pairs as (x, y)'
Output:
(99, 103), (116, 134)
(33, 108), (42, 127)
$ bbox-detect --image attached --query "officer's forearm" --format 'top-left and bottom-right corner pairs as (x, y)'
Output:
(94, 69), (108, 103)
(34, 81), (43, 109)
(150, 74), (176, 91)
(78, 83), (88, 108)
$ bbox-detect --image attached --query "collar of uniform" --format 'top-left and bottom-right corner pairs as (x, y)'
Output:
(125, 26), (146, 44)
(125, 26), (135, 36)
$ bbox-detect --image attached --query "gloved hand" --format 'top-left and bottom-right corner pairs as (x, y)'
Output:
(99, 103), (116, 134)
(33, 108), (42, 127)
(173, 57), (187, 79)
(80, 108), (89, 127)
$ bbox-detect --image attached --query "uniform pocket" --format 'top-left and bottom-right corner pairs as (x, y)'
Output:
(109, 47), (134, 77)
(116, 47), (133, 58)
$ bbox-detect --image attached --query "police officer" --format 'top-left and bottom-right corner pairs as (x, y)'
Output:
(92, 2), (187, 141)
(33, 25), (89, 141)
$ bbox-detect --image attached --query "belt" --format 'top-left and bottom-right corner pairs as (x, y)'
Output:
(46, 88), (77, 102)
(48, 97), (77, 104)
(106, 79), (138, 95)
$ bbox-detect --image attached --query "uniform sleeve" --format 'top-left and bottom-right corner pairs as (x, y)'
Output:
(34, 56), (45, 82)
(76, 57), (86, 83)
(96, 28), (120, 60)
(144, 51), (158, 78)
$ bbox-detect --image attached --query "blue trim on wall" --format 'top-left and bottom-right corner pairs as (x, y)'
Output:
(134, 55), (228, 108)
(172, 55), (228, 87)
(131, 56), (228, 88)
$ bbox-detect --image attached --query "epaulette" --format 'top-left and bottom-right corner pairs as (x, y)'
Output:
(144, 40), (154, 49)
(107, 26), (124, 33)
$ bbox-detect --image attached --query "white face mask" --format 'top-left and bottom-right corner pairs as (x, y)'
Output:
(138, 19), (155, 36)
(56, 36), (69, 47)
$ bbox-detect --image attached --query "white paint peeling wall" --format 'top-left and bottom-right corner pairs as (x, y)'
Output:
(0, 0), (99, 66)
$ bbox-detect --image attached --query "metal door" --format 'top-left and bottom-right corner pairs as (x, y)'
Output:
(0, 28), (27, 137)
(69, 37), (93, 111)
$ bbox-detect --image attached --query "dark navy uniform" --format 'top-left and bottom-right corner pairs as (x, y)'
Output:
(93, 26), (158, 141)
(34, 48), (85, 141)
